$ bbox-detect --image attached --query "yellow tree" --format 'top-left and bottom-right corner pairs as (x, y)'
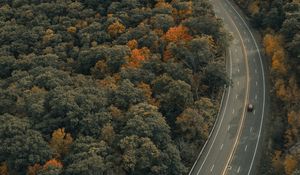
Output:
(49, 128), (73, 158)
(107, 21), (126, 37)
(272, 150), (284, 173)
(0, 162), (8, 175)
(284, 154), (298, 175)
(101, 123), (115, 144)
(27, 164), (41, 175)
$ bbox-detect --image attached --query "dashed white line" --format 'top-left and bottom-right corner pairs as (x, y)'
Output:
(250, 127), (253, 133)
(220, 144), (224, 150)
(210, 164), (215, 172)
(228, 125), (231, 131)
(237, 81), (240, 86)
(232, 109), (235, 114)
(244, 145), (248, 151)
(237, 68), (240, 73)
(255, 69), (257, 73)
(256, 81), (258, 86)
(254, 110), (256, 115)
(237, 166), (241, 173)
(236, 94), (238, 99)
(255, 95), (257, 100)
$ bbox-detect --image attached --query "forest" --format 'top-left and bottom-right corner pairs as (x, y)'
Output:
(234, 0), (300, 174)
(0, 0), (229, 174)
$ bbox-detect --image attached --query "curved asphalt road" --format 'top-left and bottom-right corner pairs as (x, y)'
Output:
(189, 0), (268, 175)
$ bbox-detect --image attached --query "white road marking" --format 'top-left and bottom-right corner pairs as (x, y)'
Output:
(220, 144), (224, 150)
(237, 166), (241, 173)
(255, 69), (257, 73)
(194, 49), (233, 175)
(253, 110), (256, 115)
(236, 94), (238, 99)
(245, 145), (248, 151)
(232, 109), (235, 114)
(255, 95), (257, 100)
(250, 127), (253, 133)
(237, 81), (240, 86)
(225, 2), (267, 174)
(256, 81), (258, 86)
(237, 68), (240, 73)
(228, 125), (231, 131)
(210, 164), (215, 172)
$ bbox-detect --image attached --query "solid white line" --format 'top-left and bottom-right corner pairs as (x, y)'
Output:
(223, 3), (266, 175)
(195, 49), (233, 175)
(211, 164), (215, 172)
(220, 143), (224, 150)
(237, 166), (241, 173)
(245, 145), (248, 151)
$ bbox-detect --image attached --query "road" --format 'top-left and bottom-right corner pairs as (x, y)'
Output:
(189, 0), (268, 175)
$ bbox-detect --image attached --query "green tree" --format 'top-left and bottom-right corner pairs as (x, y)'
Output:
(0, 114), (51, 172)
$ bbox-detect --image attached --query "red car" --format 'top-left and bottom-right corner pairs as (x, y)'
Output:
(247, 104), (254, 112)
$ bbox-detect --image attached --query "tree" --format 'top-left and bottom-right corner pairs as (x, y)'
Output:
(112, 79), (145, 109)
(0, 56), (16, 78)
(123, 103), (171, 146)
(64, 136), (108, 175)
(159, 80), (194, 125)
(49, 128), (73, 158)
(165, 26), (192, 43)
(0, 114), (51, 172)
(284, 154), (298, 175)
(107, 21), (126, 37)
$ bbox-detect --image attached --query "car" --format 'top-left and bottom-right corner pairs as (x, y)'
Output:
(247, 103), (254, 112)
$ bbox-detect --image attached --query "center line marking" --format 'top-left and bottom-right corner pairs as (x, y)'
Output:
(245, 145), (248, 151)
(220, 144), (224, 150)
(237, 166), (241, 173)
(210, 164), (215, 172)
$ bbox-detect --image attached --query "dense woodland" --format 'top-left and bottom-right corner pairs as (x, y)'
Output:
(0, 0), (229, 174)
(234, 0), (300, 174)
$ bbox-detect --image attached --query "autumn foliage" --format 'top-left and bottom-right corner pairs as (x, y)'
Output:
(107, 21), (126, 37)
(49, 128), (73, 158)
(126, 47), (150, 68)
(165, 25), (193, 43)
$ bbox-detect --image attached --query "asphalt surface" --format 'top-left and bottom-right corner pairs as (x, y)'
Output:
(189, 0), (267, 175)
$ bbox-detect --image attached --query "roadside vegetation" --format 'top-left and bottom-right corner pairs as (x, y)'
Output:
(0, 0), (229, 174)
(233, 0), (300, 174)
